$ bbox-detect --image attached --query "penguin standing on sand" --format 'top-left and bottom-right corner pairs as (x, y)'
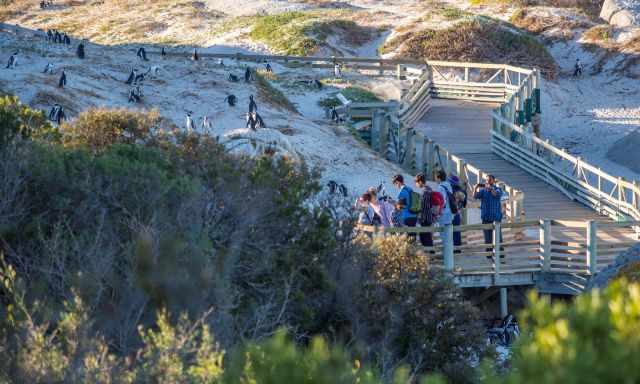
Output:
(5, 51), (17, 69)
(248, 94), (257, 113)
(58, 69), (67, 88)
(76, 42), (85, 59)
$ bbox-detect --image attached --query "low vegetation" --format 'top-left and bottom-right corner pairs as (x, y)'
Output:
(387, 18), (557, 77)
(0, 0), (225, 45)
(485, 280), (640, 383)
(469, 0), (603, 17)
(0, 96), (486, 382)
(318, 86), (381, 108)
(254, 71), (299, 113)
(247, 11), (376, 55)
(510, 8), (592, 41)
(583, 24), (612, 42)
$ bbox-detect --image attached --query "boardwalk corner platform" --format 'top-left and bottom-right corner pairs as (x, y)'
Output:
(159, 51), (640, 314)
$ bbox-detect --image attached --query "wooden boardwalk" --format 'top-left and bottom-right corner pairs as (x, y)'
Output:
(415, 99), (606, 223)
(411, 99), (637, 295)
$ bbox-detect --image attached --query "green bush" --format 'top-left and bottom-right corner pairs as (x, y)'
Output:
(0, 95), (58, 148)
(249, 12), (318, 55)
(0, 100), (486, 383)
(485, 280), (640, 383)
(318, 87), (381, 108)
(61, 107), (164, 152)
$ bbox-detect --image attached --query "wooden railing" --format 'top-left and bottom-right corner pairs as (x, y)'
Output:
(427, 61), (534, 103)
(492, 113), (640, 223)
(145, 50), (427, 78)
(357, 219), (640, 287)
(398, 69), (432, 127)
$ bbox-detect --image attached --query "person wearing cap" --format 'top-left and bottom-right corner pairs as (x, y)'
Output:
(391, 174), (417, 229)
(448, 175), (467, 246)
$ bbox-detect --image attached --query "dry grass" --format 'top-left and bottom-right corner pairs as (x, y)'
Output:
(30, 89), (79, 115)
(393, 18), (558, 77)
(255, 71), (298, 114)
(510, 8), (592, 41)
(1, 0), (227, 45)
(583, 24), (612, 42)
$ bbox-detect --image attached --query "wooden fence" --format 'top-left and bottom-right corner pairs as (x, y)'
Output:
(492, 113), (640, 223)
(357, 219), (640, 287)
(146, 50), (427, 78)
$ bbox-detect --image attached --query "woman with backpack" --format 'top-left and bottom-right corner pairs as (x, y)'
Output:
(435, 170), (456, 248)
(448, 175), (468, 246)
(415, 173), (444, 247)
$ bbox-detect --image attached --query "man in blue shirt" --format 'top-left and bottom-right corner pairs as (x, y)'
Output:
(392, 174), (417, 228)
(473, 174), (503, 246)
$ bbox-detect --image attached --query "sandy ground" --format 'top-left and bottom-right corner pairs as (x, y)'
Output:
(0, 24), (414, 199)
(2, 0), (640, 191)
(541, 38), (640, 181)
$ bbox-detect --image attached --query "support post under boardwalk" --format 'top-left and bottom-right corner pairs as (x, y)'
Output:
(443, 225), (454, 272)
(500, 288), (508, 318)
(541, 219), (551, 272)
(493, 222), (501, 280)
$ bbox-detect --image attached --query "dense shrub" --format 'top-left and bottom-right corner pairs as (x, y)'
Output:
(61, 107), (164, 152)
(350, 236), (486, 382)
(485, 280), (640, 383)
(0, 98), (487, 382)
(0, 95), (58, 148)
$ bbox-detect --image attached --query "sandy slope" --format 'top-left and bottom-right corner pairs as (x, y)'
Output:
(0, 24), (412, 198)
(541, 39), (640, 181)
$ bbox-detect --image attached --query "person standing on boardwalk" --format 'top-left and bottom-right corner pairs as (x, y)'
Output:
(435, 170), (455, 248)
(474, 174), (503, 247)
(366, 187), (395, 227)
(415, 173), (436, 247)
(392, 174), (417, 229)
(448, 175), (467, 246)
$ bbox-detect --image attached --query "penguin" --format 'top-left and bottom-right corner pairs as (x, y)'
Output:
(125, 68), (136, 85)
(76, 42), (85, 59)
(225, 94), (237, 107)
(248, 94), (257, 113)
(254, 112), (265, 129)
(58, 70), (67, 88)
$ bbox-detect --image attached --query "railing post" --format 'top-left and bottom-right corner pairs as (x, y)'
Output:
(540, 219), (551, 272)
(500, 288), (508, 318)
(443, 225), (454, 272)
(426, 139), (435, 179)
(586, 220), (598, 274)
(493, 221), (501, 279)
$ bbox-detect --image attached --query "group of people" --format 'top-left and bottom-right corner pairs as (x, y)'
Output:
(39, 0), (54, 9)
(357, 172), (504, 250)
